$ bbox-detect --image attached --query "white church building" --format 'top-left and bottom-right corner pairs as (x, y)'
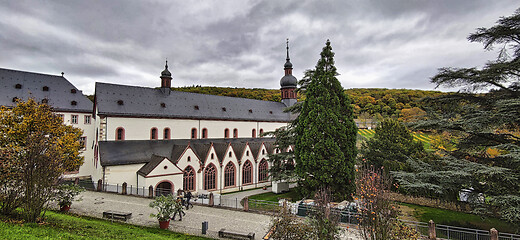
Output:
(0, 43), (299, 196)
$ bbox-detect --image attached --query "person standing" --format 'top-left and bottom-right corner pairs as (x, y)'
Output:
(185, 191), (193, 209)
(171, 197), (185, 221)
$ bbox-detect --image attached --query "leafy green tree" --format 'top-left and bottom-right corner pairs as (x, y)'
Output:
(397, 8), (520, 227)
(359, 118), (424, 172)
(294, 40), (358, 201)
(0, 99), (83, 221)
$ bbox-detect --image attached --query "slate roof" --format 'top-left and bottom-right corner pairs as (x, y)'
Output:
(95, 82), (293, 122)
(99, 138), (276, 167)
(0, 68), (92, 113)
(137, 154), (168, 176)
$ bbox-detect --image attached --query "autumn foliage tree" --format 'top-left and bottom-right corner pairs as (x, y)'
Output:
(0, 99), (83, 222)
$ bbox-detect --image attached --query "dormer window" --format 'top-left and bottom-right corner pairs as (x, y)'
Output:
(15, 84), (22, 89)
(42, 98), (49, 104)
(12, 97), (18, 102)
(160, 103), (166, 108)
(249, 109), (253, 113)
(117, 100), (124, 105)
(194, 105), (199, 110)
(71, 89), (77, 94)
(71, 101), (77, 106)
(222, 107), (226, 112)
(42, 86), (49, 91)
(269, 111), (273, 114)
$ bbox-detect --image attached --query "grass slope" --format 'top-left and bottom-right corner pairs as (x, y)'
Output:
(0, 211), (211, 240)
(399, 203), (516, 233)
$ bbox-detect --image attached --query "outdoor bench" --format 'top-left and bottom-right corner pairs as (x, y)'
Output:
(102, 211), (132, 221)
(218, 228), (255, 240)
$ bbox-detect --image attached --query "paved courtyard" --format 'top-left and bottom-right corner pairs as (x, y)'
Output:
(68, 190), (361, 239)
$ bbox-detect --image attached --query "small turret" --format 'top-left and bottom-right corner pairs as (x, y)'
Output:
(160, 60), (172, 94)
(280, 39), (297, 107)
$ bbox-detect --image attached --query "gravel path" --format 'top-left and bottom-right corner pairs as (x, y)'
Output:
(67, 190), (361, 239)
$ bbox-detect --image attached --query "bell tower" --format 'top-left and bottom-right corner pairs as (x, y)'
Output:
(160, 60), (172, 94)
(280, 39), (297, 107)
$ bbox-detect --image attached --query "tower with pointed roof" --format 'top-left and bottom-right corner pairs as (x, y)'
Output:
(160, 60), (172, 94)
(280, 39), (297, 107)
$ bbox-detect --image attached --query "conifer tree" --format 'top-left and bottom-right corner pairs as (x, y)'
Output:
(294, 40), (357, 200)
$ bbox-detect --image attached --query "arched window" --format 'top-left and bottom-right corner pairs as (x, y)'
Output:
(183, 166), (195, 191)
(204, 164), (217, 190)
(202, 128), (208, 139)
(233, 128), (238, 138)
(242, 160), (252, 185)
(163, 128), (170, 139)
(224, 162), (235, 187)
(150, 128), (158, 140)
(191, 128), (197, 139)
(259, 129), (264, 137)
(258, 159), (269, 182)
(116, 127), (125, 141)
(252, 129), (256, 138)
(224, 128), (229, 139)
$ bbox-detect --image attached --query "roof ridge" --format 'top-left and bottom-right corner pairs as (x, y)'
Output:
(0, 67), (64, 78)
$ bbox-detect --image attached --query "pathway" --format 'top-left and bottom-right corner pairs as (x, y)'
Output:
(68, 190), (362, 239)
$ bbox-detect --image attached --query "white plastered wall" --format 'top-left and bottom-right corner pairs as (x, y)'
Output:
(201, 146), (221, 192)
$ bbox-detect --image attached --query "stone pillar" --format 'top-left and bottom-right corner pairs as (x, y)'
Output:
(209, 193), (214, 207)
(122, 182), (127, 195)
(490, 228), (498, 240)
(243, 197), (249, 212)
(428, 220), (436, 240)
(97, 179), (103, 192)
(149, 185), (154, 198)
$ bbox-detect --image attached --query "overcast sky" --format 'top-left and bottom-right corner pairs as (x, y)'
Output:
(0, 1), (517, 95)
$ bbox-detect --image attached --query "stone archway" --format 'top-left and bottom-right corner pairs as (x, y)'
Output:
(155, 181), (173, 197)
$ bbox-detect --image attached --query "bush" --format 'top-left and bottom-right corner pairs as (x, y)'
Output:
(149, 195), (177, 221)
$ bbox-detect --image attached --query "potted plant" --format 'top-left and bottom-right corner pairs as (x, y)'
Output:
(55, 184), (85, 212)
(149, 194), (177, 229)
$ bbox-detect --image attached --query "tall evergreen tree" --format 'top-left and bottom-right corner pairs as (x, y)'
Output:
(294, 40), (358, 200)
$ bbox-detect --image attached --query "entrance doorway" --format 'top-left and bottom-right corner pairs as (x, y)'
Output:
(155, 181), (172, 196)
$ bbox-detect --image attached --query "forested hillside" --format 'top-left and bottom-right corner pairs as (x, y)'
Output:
(172, 86), (446, 118)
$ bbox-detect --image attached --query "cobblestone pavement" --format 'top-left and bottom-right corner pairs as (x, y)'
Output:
(68, 190), (361, 239)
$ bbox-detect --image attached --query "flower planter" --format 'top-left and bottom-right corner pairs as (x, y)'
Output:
(60, 205), (71, 212)
(159, 220), (170, 229)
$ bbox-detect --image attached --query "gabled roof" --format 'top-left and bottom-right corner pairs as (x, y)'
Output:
(264, 141), (275, 155)
(137, 154), (170, 176)
(248, 142), (263, 159)
(212, 142), (229, 164)
(171, 144), (188, 164)
(99, 138), (275, 167)
(231, 142), (247, 161)
(95, 82), (293, 122)
(190, 142), (212, 164)
(0, 68), (92, 113)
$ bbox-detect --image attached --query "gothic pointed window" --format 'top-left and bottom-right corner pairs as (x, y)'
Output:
(183, 166), (195, 191)
(242, 160), (252, 185)
(224, 162), (235, 187)
(204, 164), (217, 190)
(258, 159), (268, 182)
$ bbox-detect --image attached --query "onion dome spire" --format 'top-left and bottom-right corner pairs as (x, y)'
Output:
(280, 39), (297, 89)
(284, 38), (293, 69)
(161, 59), (172, 77)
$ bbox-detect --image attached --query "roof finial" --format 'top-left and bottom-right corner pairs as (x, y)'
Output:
(286, 38), (290, 60)
(165, 58), (168, 69)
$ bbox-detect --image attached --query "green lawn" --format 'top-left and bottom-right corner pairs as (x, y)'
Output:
(399, 203), (517, 233)
(248, 189), (302, 202)
(0, 211), (212, 240)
